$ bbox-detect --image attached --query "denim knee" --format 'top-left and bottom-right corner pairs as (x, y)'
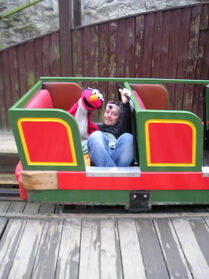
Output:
(117, 133), (133, 145)
(88, 130), (103, 145)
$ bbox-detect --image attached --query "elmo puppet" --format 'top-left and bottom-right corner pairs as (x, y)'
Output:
(68, 87), (103, 155)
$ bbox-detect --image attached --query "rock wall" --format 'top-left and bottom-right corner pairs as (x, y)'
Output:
(0, 0), (207, 50)
(81, 0), (204, 25)
(0, 0), (59, 50)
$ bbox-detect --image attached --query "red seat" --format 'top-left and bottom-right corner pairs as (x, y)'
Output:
(43, 82), (82, 110)
(130, 84), (169, 110)
(25, 89), (53, 109)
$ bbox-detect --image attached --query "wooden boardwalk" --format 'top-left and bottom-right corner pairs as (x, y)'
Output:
(0, 201), (209, 279)
(1, 132), (209, 278)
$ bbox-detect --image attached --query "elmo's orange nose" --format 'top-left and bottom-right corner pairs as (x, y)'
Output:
(89, 94), (98, 102)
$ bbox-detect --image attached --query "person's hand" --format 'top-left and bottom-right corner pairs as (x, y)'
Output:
(119, 88), (131, 103)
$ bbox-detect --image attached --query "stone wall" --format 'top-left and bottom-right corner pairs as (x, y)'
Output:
(81, 0), (205, 25)
(0, 0), (59, 50)
(0, 0), (207, 50)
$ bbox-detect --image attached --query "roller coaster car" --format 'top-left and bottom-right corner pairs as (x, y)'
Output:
(9, 77), (209, 211)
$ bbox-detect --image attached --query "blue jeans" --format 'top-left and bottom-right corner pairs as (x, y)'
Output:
(87, 131), (134, 167)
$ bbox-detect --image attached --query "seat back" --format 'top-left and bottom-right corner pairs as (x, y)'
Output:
(25, 89), (54, 109)
(130, 84), (169, 110)
(43, 82), (83, 110)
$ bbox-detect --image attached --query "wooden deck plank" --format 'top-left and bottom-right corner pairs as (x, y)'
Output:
(135, 219), (169, 279)
(0, 201), (11, 213)
(118, 218), (146, 279)
(31, 219), (63, 279)
(79, 219), (102, 279)
(23, 202), (41, 215)
(73, 218), (123, 279)
(7, 201), (26, 213)
(172, 218), (209, 279)
(189, 218), (209, 265)
(0, 219), (26, 279)
(154, 218), (192, 279)
(38, 203), (55, 214)
(55, 218), (81, 279)
(99, 219), (123, 279)
(0, 217), (7, 236)
(205, 217), (209, 227)
(6, 219), (45, 279)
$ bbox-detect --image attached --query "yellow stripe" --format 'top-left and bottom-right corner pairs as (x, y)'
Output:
(17, 117), (77, 166)
(145, 119), (196, 167)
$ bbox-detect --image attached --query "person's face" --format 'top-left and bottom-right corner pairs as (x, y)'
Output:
(104, 105), (120, 126)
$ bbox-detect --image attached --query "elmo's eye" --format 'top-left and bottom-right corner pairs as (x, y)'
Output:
(91, 88), (104, 102)
(92, 89), (98, 95)
(98, 93), (104, 101)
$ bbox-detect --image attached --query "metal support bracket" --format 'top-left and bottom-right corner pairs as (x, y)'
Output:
(129, 190), (151, 212)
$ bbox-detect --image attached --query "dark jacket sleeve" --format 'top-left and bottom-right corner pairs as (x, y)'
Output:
(118, 103), (132, 134)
